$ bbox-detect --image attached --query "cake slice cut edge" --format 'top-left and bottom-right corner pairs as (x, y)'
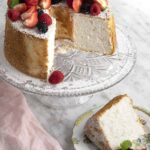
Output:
(84, 94), (145, 150)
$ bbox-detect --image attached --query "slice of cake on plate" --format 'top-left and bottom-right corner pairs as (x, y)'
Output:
(84, 95), (145, 150)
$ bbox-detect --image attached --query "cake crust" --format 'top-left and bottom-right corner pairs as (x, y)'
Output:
(5, 18), (49, 79)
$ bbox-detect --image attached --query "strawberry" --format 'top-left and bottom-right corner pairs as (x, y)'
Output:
(93, 0), (107, 11)
(13, 3), (27, 14)
(72, 0), (82, 13)
(48, 71), (64, 84)
(38, 13), (52, 26)
(25, 0), (38, 6)
(90, 2), (101, 16)
(23, 11), (38, 28)
(39, 0), (51, 9)
(21, 6), (37, 20)
(66, 0), (73, 8)
(7, 9), (20, 21)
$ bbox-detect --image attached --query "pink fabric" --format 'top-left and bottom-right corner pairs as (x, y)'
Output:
(0, 80), (63, 150)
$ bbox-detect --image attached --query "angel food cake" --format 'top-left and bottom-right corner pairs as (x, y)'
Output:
(84, 95), (145, 150)
(4, 0), (116, 80)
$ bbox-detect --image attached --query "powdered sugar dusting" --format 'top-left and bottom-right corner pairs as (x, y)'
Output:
(10, 17), (56, 39)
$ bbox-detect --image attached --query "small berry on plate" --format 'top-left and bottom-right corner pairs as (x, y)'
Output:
(93, 0), (107, 11)
(23, 11), (38, 28)
(38, 13), (52, 26)
(25, 0), (38, 6)
(80, 3), (91, 14)
(51, 0), (62, 5)
(21, 6), (36, 20)
(90, 2), (101, 16)
(13, 3), (27, 14)
(39, 0), (51, 9)
(7, 9), (20, 21)
(48, 71), (64, 84)
(66, 0), (73, 8)
(37, 9), (44, 17)
(37, 21), (48, 33)
(9, 0), (20, 8)
(72, 0), (82, 13)
(120, 140), (132, 150)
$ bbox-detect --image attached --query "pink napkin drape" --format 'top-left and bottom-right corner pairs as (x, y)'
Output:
(0, 80), (63, 150)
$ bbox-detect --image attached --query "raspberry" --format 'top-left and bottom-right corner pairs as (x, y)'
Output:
(37, 21), (48, 33)
(90, 2), (101, 16)
(7, 9), (20, 21)
(38, 13), (52, 26)
(66, 0), (73, 8)
(48, 71), (64, 84)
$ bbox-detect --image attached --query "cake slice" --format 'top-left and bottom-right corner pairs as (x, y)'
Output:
(5, 16), (56, 79)
(84, 95), (145, 150)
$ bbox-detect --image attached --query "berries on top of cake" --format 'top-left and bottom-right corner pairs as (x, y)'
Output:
(7, 0), (52, 33)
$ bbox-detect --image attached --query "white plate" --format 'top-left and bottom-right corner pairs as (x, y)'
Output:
(72, 105), (150, 150)
(0, 1), (136, 98)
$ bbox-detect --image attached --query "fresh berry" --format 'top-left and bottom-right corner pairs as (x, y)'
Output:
(37, 9), (44, 17)
(48, 71), (64, 84)
(37, 22), (48, 33)
(120, 140), (132, 150)
(7, 0), (11, 8)
(23, 11), (38, 28)
(90, 2), (101, 16)
(80, 3), (90, 14)
(21, 6), (36, 20)
(66, 0), (73, 8)
(39, 0), (51, 9)
(7, 9), (20, 21)
(72, 0), (82, 13)
(9, 0), (20, 8)
(51, 0), (62, 5)
(93, 0), (107, 11)
(25, 0), (38, 6)
(13, 3), (27, 14)
(38, 13), (52, 26)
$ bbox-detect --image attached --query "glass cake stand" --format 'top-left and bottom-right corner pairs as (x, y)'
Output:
(0, 26), (136, 108)
(0, 1), (136, 108)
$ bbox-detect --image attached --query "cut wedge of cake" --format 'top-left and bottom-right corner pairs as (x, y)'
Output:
(5, 16), (56, 79)
(84, 95), (145, 150)
(4, 0), (116, 79)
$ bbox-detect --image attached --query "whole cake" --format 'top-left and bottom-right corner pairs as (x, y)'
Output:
(4, 0), (116, 80)
(84, 95), (145, 150)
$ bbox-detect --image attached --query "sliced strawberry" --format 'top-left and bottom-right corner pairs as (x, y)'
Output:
(23, 11), (38, 28)
(93, 0), (107, 10)
(39, 0), (51, 9)
(13, 3), (27, 14)
(72, 0), (82, 13)
(25, 0), (38, 6)
(21, 6), (37, 20)
(7, 9), (20, 21)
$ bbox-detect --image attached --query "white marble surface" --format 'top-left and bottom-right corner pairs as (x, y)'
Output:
(1, 0), (150, 149)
